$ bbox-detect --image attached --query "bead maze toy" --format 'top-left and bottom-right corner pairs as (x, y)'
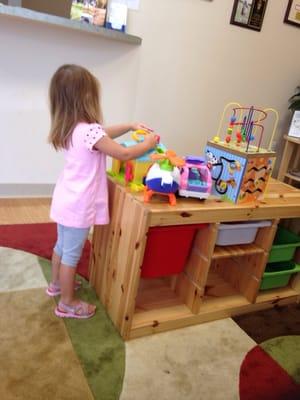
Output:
(109, 130), (166, 192)
(144, 150), (185, 206)
(178, 156), (212, 200)
(205, 102), (279, 203)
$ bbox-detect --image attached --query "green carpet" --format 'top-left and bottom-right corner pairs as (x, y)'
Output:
(260, 336), (300, 385)
(39, 257), (125, 400)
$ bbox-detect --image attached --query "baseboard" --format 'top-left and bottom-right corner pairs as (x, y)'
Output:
(0, 184), (54, 198)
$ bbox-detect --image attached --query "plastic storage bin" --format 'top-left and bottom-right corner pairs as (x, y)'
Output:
(268, 227), (300, 263)
(215, 221), (271, 246)
(141, 224), (206, 278)
(260, 261), (300, 290)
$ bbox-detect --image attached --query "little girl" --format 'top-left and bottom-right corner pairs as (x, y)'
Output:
(47, 64), (157, 319)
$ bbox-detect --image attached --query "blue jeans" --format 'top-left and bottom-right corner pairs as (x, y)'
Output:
(54, 224), (90, 268)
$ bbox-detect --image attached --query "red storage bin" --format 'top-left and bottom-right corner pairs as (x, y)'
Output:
(141, 224), (206, 278)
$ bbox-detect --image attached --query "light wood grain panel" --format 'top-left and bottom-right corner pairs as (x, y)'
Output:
(100, 191), (150, 339)
(130, 287), (299, 339)
(185, 224), (218, 283)
(175, 272), (204, 314)
(175, 224), (218, 313)
(0, 198), (51, 224)
(211, 256), (262, 303)
(213, 244), (264, 259)
(136, 278), (183, 312)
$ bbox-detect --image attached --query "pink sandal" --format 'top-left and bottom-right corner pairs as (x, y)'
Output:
(46, 281), (82, 297)
(55, 301), (96, 319)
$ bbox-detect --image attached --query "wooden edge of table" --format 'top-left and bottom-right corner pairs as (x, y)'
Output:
(206, 141), (276, 158)
(107, 177), (300, 227)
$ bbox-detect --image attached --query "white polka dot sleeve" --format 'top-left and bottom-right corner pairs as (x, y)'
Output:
(84, 123), (106, 152)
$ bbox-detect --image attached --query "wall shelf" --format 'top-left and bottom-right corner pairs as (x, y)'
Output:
(0, 4), (142, 45)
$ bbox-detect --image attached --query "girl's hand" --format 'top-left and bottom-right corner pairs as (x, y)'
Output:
(143, 133), (158, 149)
(131, 122), (154, 133)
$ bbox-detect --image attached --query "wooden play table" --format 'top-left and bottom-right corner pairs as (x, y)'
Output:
(89, 178), (300, 340)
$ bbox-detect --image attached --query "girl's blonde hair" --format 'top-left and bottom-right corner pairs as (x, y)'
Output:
(48, 64), (103, 150)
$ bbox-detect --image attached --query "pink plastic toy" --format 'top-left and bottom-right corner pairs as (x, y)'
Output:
(179, 156), (212, 200)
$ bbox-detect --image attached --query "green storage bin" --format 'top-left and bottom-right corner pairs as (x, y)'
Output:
(268, 227), (300, 263)
(260, 262), (300, 290)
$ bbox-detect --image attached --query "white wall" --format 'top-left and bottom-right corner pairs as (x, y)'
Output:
(129, 0), (300, 157)
(0, 0), (300, 188)
(0, 16), (140, 184)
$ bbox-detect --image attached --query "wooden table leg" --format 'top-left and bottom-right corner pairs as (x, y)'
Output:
(278, 140), (294, 181)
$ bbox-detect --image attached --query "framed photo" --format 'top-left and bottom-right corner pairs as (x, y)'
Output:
(70, 0), (107, 27)
(230, 0), (268, 31)
(288, 110), (300, 138)
(284, 0), (300, 27)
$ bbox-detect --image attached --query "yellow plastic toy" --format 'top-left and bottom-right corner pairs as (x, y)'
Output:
(109, 130), (166, 192)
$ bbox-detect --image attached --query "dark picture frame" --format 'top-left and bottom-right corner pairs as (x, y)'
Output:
(230, 0), (268, 31)
(284, 0), (300, 27)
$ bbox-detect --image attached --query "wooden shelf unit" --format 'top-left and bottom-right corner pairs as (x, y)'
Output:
(89, 178), (300, 340)
(278, 135), (300, 185)
(0, 4), (142, 45)
(285, 172), (300, 183)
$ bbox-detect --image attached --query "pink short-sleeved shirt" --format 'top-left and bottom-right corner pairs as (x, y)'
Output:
(50, 122), (109, 228)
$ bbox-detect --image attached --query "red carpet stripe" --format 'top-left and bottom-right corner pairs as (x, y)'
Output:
(0, 223), (90, 280)
(240, 345), (300, 400)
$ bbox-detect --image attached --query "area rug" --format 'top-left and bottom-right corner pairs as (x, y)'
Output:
(1, 242), (300, 399)
(120, 318), (256, 400)
(0, 223), (90, 279)
(235, 306), (300, 399)
(0, 247), (125, 400)
(239, 338), (300, 400)
(0, 246), (257, 400)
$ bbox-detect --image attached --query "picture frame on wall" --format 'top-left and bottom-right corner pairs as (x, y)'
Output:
(70, 0), (107, 27)
(288, 110), (300, 138)
(230, 0), (268, 31)
(284, 0), (300, 27)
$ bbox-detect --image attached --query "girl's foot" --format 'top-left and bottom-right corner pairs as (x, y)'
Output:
(55, 300), (96, 319)
(46, 280), (82, 297)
